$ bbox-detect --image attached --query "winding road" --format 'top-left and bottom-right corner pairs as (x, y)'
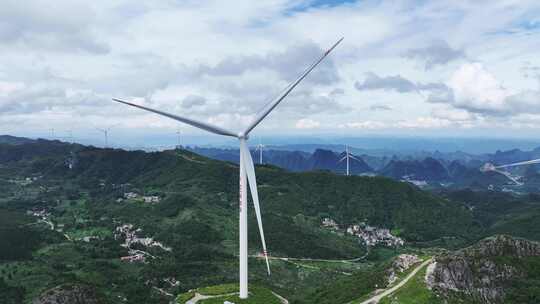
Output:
(359, 258), (433, 304)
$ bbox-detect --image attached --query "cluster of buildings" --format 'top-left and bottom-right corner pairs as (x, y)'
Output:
(120, 192), (161, 203)
(321, 217), (339, 229)
(115, 224), (171, 263)
(27, 208), (54, 230)
(348, 224), (404, 247)
(10, 176), (40, 186)
(321, 218), (404, 247)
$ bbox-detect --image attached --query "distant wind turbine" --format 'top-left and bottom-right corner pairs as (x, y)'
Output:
(480, 159), (540, 186)
(176, 128), (182, 149)
(112, 37), (343, 299)
(338, 145), (361, 176)
(255, 139), (265, 164)
(95, 126), (114, 148)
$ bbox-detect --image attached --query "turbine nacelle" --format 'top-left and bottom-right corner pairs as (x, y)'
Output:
(237, 132), (248, 140)
(480, 162), (496, 172)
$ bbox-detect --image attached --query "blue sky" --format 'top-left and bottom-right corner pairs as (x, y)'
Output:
(1, 0), (540, 147)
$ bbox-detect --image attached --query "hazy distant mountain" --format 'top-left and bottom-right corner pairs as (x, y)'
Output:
(271, 150), (309, 171)
(189, 147), (372, 174)
(188, 145), (540, 190)
(308, 149), (339, 171)
(380, 157), (450, 182)
(0, 135), (35, 145)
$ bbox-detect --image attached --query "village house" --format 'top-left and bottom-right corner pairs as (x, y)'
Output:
(321, 217), (339, 230)
(124, 192), (139, 199)
(142, 195), (160, 203)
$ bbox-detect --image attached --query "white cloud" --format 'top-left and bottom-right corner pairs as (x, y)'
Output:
(339, 121), (387, 129)
(427, 63), (540, 117)
(1, 0), (540, 140)
(431, 107), (474, 122)
(395, 117), (453, 129)
(295, 118), (320, 129)
(0, 81), (25, 97)
(447, 63), (512, 113)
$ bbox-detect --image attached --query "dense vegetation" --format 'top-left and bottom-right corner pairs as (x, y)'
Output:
(0, 137), (539, 303)
(295, 262), (389, 304)
(439, 189), (540, 241)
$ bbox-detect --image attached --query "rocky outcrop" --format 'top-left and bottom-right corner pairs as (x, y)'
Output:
(387, 254), (421, 284)
(33, 284), (103, 304)
(426, 235), (540, 304)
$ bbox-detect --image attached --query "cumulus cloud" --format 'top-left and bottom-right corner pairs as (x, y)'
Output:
(295, 118), (320, 129)
(1, 0), (540, 138)
(0, 81), (25, 97)
(195, 42), (340, 85)
(431, 108), (474, 122)
(404, 40), (465, 70)
(428, 63), (540, 117)
(355, 72), (449, 94)
(369, 104), (392, 111)
(355, 72), (416, 93)
(329, 88), (345, 97)
(395, 117), (453, 129)
(0, 1), (109, 54)
(521, 62), (540, 79)
(181, 95), (206, 109)
(339, 116), (470, 130)
(339, 121), (387, 129)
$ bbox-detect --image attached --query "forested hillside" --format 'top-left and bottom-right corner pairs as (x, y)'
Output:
(0, 137), (535, 303)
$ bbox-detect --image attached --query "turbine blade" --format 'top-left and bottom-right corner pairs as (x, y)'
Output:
(112, 98), (237, 138)
(240, 141), (271, 275)
(338, 156), (347, 163)
(349, 155), (362, 162)
(496, 158), (540, 168)
(493, 168), (522, 185)
(243, 37), (344, 135)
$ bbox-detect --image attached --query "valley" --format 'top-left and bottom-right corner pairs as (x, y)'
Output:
(0, 137), (539, 303)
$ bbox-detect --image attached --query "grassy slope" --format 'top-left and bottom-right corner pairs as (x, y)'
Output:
(379, 262), (441, 304)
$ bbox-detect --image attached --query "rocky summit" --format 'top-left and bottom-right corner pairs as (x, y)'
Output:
(426, 235), (540, 304)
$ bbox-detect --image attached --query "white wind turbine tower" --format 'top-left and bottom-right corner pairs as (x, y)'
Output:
(95, 126), (113, 148)
(176, 128), (182, 149)
(338, 145), (361, 176)
(255, 139), (265, 164)
(113, 38), (343, 299)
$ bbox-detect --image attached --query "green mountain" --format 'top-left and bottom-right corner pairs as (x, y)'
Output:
(0, 138), (533, 303)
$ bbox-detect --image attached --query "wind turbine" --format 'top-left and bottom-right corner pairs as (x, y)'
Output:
(176, 128), (182, 149)
(480, 159), (540, 186)
(112, 38), (343, 299)
(338, 145), (361, 176)
(255, 139), (265, 164)
(95, 126), (113, 148)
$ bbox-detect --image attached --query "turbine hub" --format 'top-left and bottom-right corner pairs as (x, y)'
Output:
(238, 132), (248, 140)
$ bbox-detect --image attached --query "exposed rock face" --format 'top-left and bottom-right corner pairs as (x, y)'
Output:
(426, 235), (540, 304)
(387, 254), (421, 284)
(33, 284), (103, 304)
